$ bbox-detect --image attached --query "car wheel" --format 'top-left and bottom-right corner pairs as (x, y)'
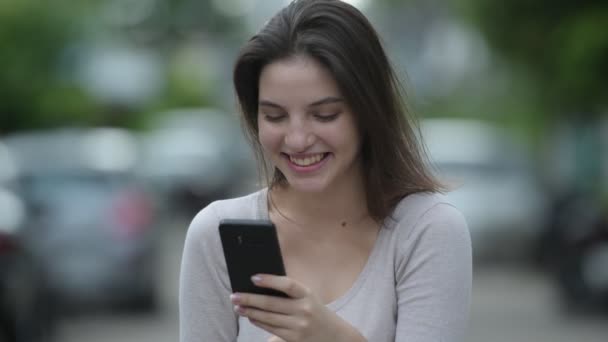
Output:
(558, 239), (608, 313)
(8, 258), (55, 342)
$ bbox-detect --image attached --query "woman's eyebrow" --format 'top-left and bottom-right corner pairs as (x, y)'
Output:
(308, 96), (343, 107)
(258, 100), (285, 110)
(258, 96), (343, 109)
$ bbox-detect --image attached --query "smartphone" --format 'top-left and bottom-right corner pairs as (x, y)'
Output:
(218, 219), (288, 297)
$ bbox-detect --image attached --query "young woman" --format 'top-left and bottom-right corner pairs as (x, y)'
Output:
(179, 1), (472, 341)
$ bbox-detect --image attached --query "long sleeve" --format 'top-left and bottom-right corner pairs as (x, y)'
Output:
(179, 202), (238, 342)
(394, 202), (472, 342)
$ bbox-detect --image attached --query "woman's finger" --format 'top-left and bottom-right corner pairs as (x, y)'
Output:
(249, 318), (290, 341)
(231, 293), (292, 314)
(252, 274), (309, 299)
(235, 305), (295, 328)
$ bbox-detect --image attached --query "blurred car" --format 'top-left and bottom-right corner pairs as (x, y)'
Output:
(5, 128), (159, 313)
(138, 108), (257, 216)
(0, 142), (53, 341)
(421, 118), (550, 262)
(532, 119), (608, 312)
(539, 191), (608, 312)
(558, 200), (608, 313)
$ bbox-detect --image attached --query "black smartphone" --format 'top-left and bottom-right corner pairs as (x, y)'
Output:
(218, 219), (288, 297)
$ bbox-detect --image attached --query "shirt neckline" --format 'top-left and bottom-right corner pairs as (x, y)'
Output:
(255, 187), (386, 311)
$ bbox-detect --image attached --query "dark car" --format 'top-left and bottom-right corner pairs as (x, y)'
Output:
(0, 141), (53, 341)
(533, 119), (608, 313)
(538, 192), (608, 313)
(0, 217), (53, 341)
(6, 128), (160, 313)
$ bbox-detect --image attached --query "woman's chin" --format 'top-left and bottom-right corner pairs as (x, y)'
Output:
(284, 178), (329, 194)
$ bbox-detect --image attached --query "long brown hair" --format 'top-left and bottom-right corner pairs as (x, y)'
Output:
(233, 0), (442, 221)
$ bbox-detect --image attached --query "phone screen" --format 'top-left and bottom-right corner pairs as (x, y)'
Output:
(219, 219), (288, 297)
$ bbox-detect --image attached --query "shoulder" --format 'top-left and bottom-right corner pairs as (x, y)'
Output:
(388, 192), (464, 226)
(387, 192), (470, 244)
(390, 192), (472, 287)
(185, 189), (265, 244)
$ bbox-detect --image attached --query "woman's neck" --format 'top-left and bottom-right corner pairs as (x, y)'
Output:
(269, 177), (369, 231)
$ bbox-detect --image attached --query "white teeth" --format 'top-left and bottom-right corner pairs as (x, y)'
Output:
(289, 153), (324, 166)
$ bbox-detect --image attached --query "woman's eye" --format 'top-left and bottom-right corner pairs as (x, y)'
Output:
(263, 114), (286, 122)
(315, 112), (340, 122)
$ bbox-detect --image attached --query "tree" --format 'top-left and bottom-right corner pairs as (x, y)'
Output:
(0, 0), (250, 134)
(460, 0), (608, 195)
(461, 0), (608, 118)
(0, 0), (100, 133)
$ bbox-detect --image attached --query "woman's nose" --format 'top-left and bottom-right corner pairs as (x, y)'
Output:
(284, 123), (314, 151)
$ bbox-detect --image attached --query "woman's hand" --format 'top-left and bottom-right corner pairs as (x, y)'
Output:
(230, 274), (366, 342)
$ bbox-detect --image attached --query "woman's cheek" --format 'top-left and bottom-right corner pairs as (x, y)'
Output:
(259, 126), (283, 152)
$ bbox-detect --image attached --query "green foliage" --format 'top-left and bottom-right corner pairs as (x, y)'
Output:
(0, 0), (98, 133)
(458, 0), (608, 196)
(461, 0), (608, 116)
(0, 0), (248, 133)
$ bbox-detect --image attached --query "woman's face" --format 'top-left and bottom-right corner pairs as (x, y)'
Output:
(257, 55), (362, 194)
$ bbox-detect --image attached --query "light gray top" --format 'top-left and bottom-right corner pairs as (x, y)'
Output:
(179, 188), (472, 342)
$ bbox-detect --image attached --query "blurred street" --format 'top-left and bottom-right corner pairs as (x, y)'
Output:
(52, 217), (608, 342)
(468, 267), (608, 342)
(1, 1), (607, 342)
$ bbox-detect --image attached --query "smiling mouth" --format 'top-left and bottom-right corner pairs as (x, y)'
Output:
(286, 153), (328, 167)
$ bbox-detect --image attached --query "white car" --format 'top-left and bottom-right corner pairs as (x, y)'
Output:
(421, 118), (550, 262)
(137, 108), (257, 216)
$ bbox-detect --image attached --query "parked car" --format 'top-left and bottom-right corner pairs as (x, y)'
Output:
(532, 119), (608, 312)
(537, 191), (608, 312)
(0, 141), (53, 341)
(421, 118), (550, 262)
(559, 201), (608, 312)
(5, 128), (160, 313)
(138, 108), (257, 216)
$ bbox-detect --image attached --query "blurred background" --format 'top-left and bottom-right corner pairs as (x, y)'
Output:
(0, 0), (607, 341)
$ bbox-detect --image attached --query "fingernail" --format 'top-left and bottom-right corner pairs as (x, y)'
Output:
(230, 293), (240, 303)
(251, 275), (262, 283)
